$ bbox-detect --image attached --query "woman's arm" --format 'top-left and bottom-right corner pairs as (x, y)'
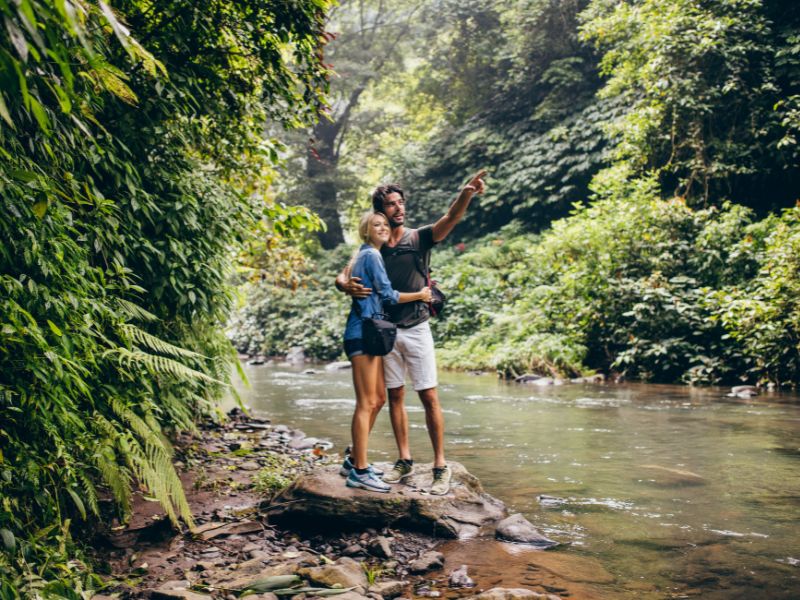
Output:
(365, 250), (432, 306)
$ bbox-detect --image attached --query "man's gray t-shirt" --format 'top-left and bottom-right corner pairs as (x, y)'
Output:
(381, 225), (436, 328)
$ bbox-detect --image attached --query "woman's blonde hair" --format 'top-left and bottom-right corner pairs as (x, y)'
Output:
(357, 210), (388, 243)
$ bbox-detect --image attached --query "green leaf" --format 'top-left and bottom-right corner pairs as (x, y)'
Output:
(32, 199), (48, 218)
(0, 528), (15, 552)
(47, 320), (63, 337)
(67, 488), (87, 520)
(0, 92), (14, 128)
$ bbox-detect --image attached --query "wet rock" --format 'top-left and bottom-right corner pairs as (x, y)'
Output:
(368, 580), (408, 598)
(514, 374), (544, 383)
(151, 580), (211, 600)
(570, 374), (605, 384)
(325, 361), (352, 372)
(288, 437), (321, 451)
(409, 551), (445, 573)
(247, 357), (266, 366)
(192, 520), (263, 540)
(465, 588), (559, 600)
(448, 564), (475, 588)
(286, 347), (306, 364)
(638, 464), (705, 487)
(495, 514), (559, 548)
(728, 385), (758, 398)
(297, 557), (368, 591)
(342, 543), (365, 556)
(302, 369), (318, 375)
(272, 462), (506, 539)
(368, 536), (393, 558)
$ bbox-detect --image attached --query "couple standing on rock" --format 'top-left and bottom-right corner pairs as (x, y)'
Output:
(334, 170), (487, 495)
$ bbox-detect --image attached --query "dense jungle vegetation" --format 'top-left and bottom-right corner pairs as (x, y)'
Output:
(231, 0), (800, 387)
(0, 0), (328, 596)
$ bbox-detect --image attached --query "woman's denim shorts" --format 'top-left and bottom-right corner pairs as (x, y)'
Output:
(343, 337), (364, 359)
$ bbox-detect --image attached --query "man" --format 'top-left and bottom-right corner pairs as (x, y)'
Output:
(335, 170), (487, 495)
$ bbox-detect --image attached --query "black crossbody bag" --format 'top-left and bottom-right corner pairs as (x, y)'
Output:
(353, 300), (397, 356)
(412, 252), (446, 318)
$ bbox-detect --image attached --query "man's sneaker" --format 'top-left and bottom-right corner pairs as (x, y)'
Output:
(430, 464), (452, 495)
(339, 455), (384, 477)
(383, 459), (415, 483)
(346, 469), (391, 493)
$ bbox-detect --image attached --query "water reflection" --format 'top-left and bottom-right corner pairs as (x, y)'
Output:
(232, 364), (800, 599)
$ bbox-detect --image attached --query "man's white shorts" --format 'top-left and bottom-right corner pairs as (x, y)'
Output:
(383, 320), (438, 391)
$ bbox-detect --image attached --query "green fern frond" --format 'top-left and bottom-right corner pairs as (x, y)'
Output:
(116, 298), (159, 322)
(120, 324), (205, 360)
(122, 434), (193, 528)
(104, 348), (224, 386)
(78, 471), (100, 517)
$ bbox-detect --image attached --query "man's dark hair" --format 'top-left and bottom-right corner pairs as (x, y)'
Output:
(372, 183), (405, 212)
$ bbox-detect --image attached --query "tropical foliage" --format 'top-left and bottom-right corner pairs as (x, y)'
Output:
(0, 0), (330, 596)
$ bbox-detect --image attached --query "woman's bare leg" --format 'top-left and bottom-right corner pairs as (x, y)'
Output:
(350, 354), (383, 469)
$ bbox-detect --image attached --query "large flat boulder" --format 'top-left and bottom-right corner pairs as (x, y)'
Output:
(270, 462), (506, 539)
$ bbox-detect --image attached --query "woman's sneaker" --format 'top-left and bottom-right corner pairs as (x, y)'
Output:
(339, 455), (384, 477)
(383, 459), (415, 483)
(346, 469), (391, 493)
(430, 464), (451, 495)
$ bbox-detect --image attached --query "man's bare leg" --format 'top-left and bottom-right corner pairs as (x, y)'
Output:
(418, 387), (445, 468)
(388, 386), (412, 460)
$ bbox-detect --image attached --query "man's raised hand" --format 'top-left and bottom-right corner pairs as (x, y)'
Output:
(463, 169), (487, 195)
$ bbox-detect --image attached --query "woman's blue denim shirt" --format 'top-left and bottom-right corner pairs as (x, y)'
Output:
(344, 244), (400, 341)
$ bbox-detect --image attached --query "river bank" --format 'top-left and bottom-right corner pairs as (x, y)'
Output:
(91, 407), (591, 600)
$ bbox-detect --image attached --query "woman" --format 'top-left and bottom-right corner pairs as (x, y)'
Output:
(341, 211), (431, 492)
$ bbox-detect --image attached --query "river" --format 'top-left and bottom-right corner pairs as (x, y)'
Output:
(233, 363), (800, 598)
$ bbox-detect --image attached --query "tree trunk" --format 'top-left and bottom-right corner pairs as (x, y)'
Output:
(306, 118), (344, 249)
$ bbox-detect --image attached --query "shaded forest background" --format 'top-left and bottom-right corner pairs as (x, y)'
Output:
(1, 0), (799, 596)
(231, 0), (800, 387)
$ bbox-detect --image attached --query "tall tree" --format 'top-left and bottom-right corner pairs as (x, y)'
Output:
(301, 0), (426, 248)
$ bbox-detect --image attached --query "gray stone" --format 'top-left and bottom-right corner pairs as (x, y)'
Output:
(288, 436), (320, 450)
(368, 580), (408, 599)
(273, 462), (506, 539)
(448, 565), (474, 588)
(368, 536), (393, 558)
(465, 588), (559, 600)
(151, 581), (211, 600)
(239, 461), (262, 471)
(495, 514), (558, 548)
(249, 594), (279, 600)
(342, 543), (365, 556)
(408, 551), (444, 574)
(297, 557), (368, 592)
(286, 347), (306, 364)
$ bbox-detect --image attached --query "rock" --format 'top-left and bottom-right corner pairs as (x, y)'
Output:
(286, 347), (306, 364)
(191, 520), (263, 540)
(272, 462), (506, 539)
(247, 357), (266, 366)
(297, 557), (368, 591)
(368, 536), (393, 558)
(638, 464), (705, 487)
(151, 580), (211, 600)
(240, 461), (262, 471)
(249, 594), (279, 600)
(465, 588), (559, 600)
(570, 374), (605, 384)
(448, 564), (475, 588)
(342, 543), (365, 556)
(495, 514), (559, 548)
(288, 437), (321, 451)
(326, 593), (369, 600)
(302, 369), (318, 375)
(368, 580), (408, 599)
(728, 384), (758, 398)
(408, 551), (444, 573)
(514, 374), (544, 383)
(325, 361), (352, 372)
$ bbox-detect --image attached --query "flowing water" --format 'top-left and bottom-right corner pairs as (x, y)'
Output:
(233, 363), (800, 598)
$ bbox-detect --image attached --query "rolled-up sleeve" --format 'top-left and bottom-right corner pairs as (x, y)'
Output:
(366, 250), (400, 306)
